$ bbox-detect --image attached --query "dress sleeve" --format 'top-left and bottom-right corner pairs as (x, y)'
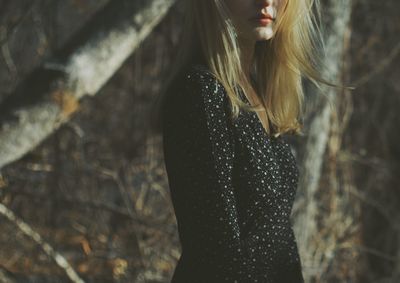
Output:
(162, 67), (254, 281)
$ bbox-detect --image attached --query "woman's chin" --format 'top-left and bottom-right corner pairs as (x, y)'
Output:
(253, 27), (274, 41)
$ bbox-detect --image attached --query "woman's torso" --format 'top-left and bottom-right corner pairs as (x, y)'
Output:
(163, 63), (304, 282)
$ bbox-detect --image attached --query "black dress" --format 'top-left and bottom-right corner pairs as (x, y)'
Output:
(161, 63), (305, 283)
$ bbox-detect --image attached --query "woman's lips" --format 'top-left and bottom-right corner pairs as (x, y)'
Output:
(256, 18), (273, 26)
(250, 14), (275, 26)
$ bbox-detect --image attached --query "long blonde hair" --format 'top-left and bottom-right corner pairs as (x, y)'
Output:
(150, 0), (350, 137)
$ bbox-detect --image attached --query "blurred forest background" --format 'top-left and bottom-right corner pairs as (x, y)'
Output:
(0, 0), (399, 282)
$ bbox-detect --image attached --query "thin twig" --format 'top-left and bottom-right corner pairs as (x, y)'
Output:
(0, 203), (85, 283)
(353, 40), (400, 87)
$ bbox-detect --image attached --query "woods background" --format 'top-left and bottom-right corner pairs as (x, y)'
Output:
(0, 0), (399, 282)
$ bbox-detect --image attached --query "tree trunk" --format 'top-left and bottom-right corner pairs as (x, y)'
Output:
(0, 0), (175, 169)
(292, 0), (354, 282)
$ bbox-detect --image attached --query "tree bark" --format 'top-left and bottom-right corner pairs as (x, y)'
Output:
(0, 268), (16, 283)
(292, 0), (353, 281)
(0, 0), (175, 169)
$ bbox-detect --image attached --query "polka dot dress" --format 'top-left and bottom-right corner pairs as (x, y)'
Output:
(161, 64), (305, 283)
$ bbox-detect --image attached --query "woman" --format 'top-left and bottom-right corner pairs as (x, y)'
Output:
(151, 0), (343, 282)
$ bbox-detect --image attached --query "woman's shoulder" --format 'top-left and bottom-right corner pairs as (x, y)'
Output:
(187, 64), (230, 102)
(179, 63), (220, 88)
(167, 63), (226, 104)
(163, 64), (230, 122)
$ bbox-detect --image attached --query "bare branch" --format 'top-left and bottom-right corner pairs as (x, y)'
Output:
(353, 40), (400, 87)
(0, 0), (176, 169)
(0, 203), (85, 283)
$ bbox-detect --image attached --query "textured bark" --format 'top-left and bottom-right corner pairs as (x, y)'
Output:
(292, 0), (353, 282)
(0, 203), (85, 283)
(0, 268), (16, 283)
(0, 0), (175, 169)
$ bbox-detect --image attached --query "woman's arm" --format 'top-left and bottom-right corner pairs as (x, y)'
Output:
(162, 67), (254, 281)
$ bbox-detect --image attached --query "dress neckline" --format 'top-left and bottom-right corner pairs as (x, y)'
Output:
(238, 89), (278, 140)
(191, 63), (278, 140)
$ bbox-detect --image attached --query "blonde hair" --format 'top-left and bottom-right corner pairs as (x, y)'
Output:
(150, 0), (352, 137)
